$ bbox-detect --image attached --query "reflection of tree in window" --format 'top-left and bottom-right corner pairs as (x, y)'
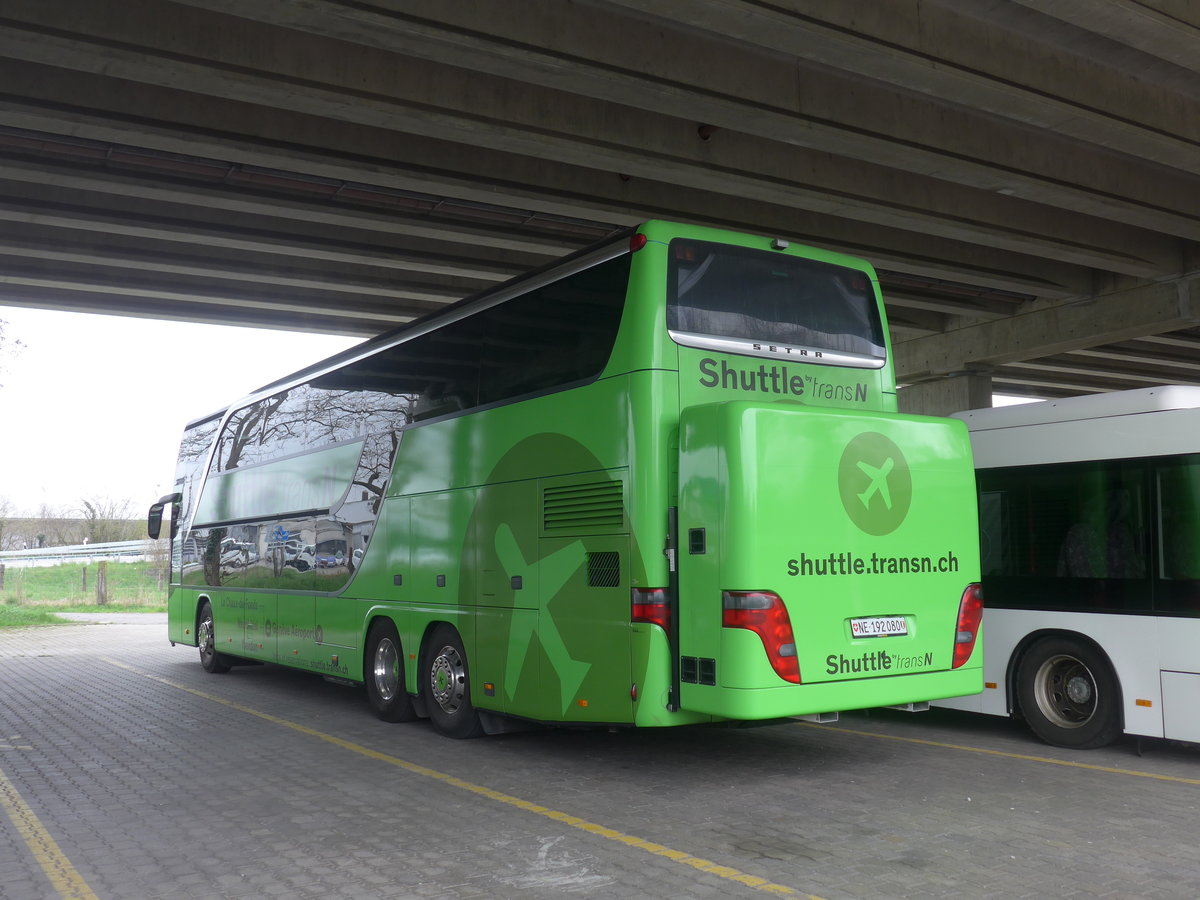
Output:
(349, 431), (400, 517)
(177, 417), (220, 466)
(173, 415), (221, 534)
(202, 527), (225, 586)
(212, 383), (412, 474)
(213, 393), (296, 471)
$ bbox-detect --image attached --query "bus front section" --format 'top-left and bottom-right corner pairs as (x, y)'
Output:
(652, 225), (982, 722)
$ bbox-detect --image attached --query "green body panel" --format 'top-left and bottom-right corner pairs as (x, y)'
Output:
(166, 219), (980, 730)
(167, 585), (192, 644)
(677, 402), (982, 717)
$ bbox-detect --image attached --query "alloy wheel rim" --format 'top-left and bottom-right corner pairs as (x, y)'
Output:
(429, 645), (466, 714)
(373, 637), (399, 701)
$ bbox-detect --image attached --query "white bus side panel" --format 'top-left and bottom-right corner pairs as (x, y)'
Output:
(1160, 673), (1200, 743)
(937, 609), (1186, 740)
(1158, 619), (1200, 742)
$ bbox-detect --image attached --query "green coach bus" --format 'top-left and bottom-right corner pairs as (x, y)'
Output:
(149, 220), (982, 738)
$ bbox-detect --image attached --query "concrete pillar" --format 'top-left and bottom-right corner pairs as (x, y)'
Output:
(897, 373), (993, 416)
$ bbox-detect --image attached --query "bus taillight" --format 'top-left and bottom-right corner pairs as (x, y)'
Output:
(952, 583), (984, 669)
(631, 587), (670, 631)
(722, 591), (801, 684)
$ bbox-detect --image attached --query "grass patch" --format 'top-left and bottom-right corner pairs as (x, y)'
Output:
(0, 561), (168, 613)
(0, 604), (70, 628)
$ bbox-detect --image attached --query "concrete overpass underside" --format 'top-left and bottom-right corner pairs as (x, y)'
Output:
(0, 0), (1197, 408)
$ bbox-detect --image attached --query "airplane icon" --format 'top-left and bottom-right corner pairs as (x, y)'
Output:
(856, 457), (895, 510)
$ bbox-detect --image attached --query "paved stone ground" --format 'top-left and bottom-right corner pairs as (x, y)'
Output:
(2, 617), (1199, 899)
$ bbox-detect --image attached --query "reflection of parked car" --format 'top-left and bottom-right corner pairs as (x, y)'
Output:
(219, 538), (256, 566)
(314, 542), (348, 568)
(286, 544), (316, 572)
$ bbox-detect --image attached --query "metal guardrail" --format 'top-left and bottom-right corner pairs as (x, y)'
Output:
(0, 540), (156, 568)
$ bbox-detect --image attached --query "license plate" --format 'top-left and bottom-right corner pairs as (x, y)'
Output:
(850, 616), (908, 638)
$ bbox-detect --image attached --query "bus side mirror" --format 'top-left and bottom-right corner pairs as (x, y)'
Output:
(148, 492), (183, 540)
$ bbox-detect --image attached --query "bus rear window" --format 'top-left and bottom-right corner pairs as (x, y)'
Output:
(666, 239), (886, 367)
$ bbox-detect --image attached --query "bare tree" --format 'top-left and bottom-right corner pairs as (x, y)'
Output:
(0, 495), (13, 550)
(79, 497), (140, 544)
(29, 504), (74, 547)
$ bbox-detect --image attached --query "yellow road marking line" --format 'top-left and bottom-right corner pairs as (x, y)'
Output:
(0, 765), (100, 900)
(101, 659), (819, 899)
(807, 722), (1200, 786)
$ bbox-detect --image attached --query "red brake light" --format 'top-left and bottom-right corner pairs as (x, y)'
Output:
(722, 591), (800, 684)
(952, 583), (984, 669)
(632, 587), (670, 632)
(629, 233), (648, 253)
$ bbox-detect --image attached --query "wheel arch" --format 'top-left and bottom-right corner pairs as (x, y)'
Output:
(1007, 628), (1124, 729)
(418, 618), (459, 651)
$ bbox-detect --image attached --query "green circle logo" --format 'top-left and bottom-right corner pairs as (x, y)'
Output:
(838, 432), (912, 535)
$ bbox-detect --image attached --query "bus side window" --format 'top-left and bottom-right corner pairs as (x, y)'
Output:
(1159, 462), (1200, 581)
(1057, 489), (1144, 579)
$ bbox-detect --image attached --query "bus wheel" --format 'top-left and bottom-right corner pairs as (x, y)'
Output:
(421, 626), (483, 739)
(364, 620), (416, 722)
(1016, 636), (1121, 749)
(197, 601), (232, 674)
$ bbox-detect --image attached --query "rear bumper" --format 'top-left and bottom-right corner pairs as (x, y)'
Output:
(680, 666), (983, 720)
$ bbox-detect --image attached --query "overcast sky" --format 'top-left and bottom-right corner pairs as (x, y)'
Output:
(0, 305), (360, 516)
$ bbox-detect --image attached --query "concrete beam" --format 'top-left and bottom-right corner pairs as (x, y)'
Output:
(1069, 344), (1200, 375)
(990, 368), (1154, 393)
(0, 8), (1179, 275)
(0, 199), (486, 302)
(1012, 0), (1200, 75)
(0, 273), (422, 326)
(1003, 357), (1200, 386)
(600, 0), (1200, 172)
(0, 241), (455, 306)
(0, 153), (579, 260)
(0, 97), (1091, 299)
(0, 289), (389, 337)
(896, 276), (1200, 381)
(168, 0), (1200, 241)
(883, 289), (1016, 320)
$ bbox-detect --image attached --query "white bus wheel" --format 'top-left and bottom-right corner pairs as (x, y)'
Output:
(1016, 636), (1121, 749)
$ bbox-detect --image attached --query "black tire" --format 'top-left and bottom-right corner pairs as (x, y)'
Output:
(364, 620), (417, 722)
(197, 600), (232, 674)
(1016, 636), (1122, 749)
(421, 625), (483, 739)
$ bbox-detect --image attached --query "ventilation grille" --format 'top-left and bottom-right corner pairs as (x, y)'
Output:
(587, 551), (621, 588)
(543, 480), (624, 534)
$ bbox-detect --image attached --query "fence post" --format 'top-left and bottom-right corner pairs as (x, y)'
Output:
(97, 561), (108, 606)
(0, 563), (4, 590)
(82, 565), (87, 593)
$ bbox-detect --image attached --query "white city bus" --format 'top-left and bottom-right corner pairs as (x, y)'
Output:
(937, 386), (1200, 748)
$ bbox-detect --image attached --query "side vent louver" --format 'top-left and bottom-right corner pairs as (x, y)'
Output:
(543, 480), (624, 534)
(587, 551), (621, 588)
